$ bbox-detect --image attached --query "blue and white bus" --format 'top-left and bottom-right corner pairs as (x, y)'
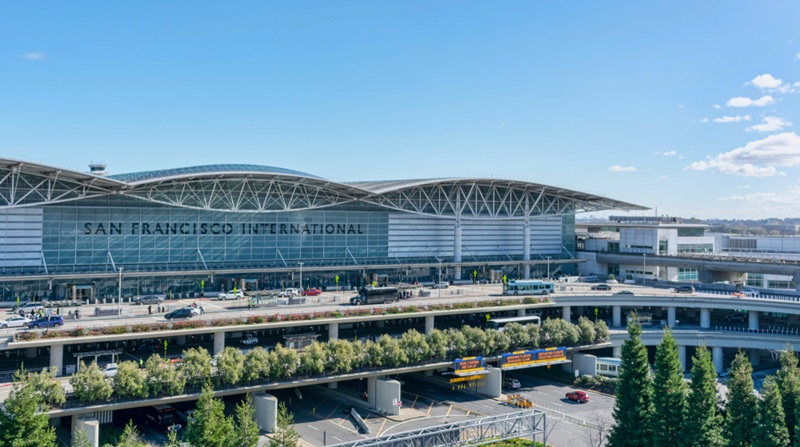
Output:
(504, 280), (555, 296)
(487, 315), (542, 331)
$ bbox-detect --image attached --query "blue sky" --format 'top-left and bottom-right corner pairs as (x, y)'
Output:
(2, 1), (800, 219)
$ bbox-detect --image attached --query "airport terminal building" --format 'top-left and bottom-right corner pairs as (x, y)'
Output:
(0, 159), (644, 301)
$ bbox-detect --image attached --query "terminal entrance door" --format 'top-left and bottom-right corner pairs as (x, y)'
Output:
(69, 284), (94, 303)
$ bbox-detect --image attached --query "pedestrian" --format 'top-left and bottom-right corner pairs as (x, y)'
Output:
(148, 305), (152, 316)
(139, 358), (143, 368)
(200, 305), (205, 315)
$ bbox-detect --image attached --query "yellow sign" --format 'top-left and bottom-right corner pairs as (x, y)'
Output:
(449, 374), (486, 384)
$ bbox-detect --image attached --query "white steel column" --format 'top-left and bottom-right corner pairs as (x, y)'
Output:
(213, 331), (225, 355)
(328, 323), (339, 340)
(667, 307), (676, 328)
(562, 305), (571, 322)
(50, 344), (64, 376)
(749, 311), (760, 331)
(425, 315), (435, 335)
(454, 217), (462, 281)
(523, 217), (531, 280)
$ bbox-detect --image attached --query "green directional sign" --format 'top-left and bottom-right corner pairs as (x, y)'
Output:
(163, 340), (168, 360)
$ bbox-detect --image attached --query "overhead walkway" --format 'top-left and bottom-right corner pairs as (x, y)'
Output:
(596, 252), (800, 279)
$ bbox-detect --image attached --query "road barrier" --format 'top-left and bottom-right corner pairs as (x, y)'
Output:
(350, 407), (370, 434)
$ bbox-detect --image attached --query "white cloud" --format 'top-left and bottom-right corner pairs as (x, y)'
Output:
(685, 132), (800, 177)
(608, 165), (636, 172)
(714, 115), (752, 123)
(796, 52), (800, 61)
(747, 116), (792, 133)
(737, 185), (752, 189)
(750, 74), (783, 89)
(20, 52), (45, 60)
(713, 104), (722, 109)
(726, 95), (776, 107)
(658, 175), (668, 179)
(720, 186), (800, 209)
(701, 118), (709, 123)
(654, 150), (677, 156)
(677, 104), (686, 109)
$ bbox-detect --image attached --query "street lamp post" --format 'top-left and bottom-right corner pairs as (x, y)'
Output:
(299, 262), (304, 291)
(118, 267), (123, 317)
(642, 253), (647, 285)
(546, 256), (551, 279)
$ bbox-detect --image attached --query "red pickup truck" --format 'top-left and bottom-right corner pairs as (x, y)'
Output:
(566, 390), (590, 403)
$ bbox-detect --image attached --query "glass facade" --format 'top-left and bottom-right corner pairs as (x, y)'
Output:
(677, 244), (713, 254)
(677, 268), (698, 281)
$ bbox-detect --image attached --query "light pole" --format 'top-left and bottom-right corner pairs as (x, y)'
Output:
(438, 260), (442, 298)
(642, 253), (647, 285)
(117, 267), (123, 316)
(546, 256), (551, 279)
(299, 262), (304, 291)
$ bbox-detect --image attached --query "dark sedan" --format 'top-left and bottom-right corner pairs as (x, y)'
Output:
(165, 308), (194, 320)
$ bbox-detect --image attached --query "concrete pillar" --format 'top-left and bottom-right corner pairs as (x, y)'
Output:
(71, 285), (77, 302)
(612, 306), (621, 327)
(678, 345), (687, 371)
(73, 416), (99, 447)
(517, 308), (527, 318)
(749, 311), (760, 331)
(424, 315), (435, 335)
(328, 323), (339, 340)
(712, 346), (724, 375)
(613, 346), (622, 358)
(562, 305), (571, 322)
(667, 307), (676, 328)
(253, 392), (278, 433)
(176, 336), (186, 346)
(375, 378), (402, 415)
(213, 331), (225, 355)
(454, 218), (462, 281)
(50, 344), (64, 376)
(25, 347), (37, 358)
(475, 368), (502, 398)
(749, 349), (760, 367)
(700, 308), (711, 329)
(523, 218), (531, 280)
(328, 381), (339, 389)
(367, 376), (378, 407)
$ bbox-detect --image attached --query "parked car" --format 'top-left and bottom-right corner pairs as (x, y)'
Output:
(726, 312), (748, 322)
(217, 290), (244, 300)
(740, 289), (759, 297)
(241, 334), (259, 345)
(0, 316), (31, 329)
(566, 390), (590, 403)
(431, 282), (449, 289)
(591, 284), (611, 291)
(503, 378), (521, 389)
(674, 285), (695, 293)
(301, 288), (322, 296)
(165, 308), (194, 320)
(135, 295), (164, 305)
(15, 303), (44, 317)
(27, 315), (64, 329)
(103, 363), (119, 378)
(613, 290), (634, 296)
(278, 288), (300, 298)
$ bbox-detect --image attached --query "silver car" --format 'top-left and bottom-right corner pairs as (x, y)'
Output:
(136, 295), (164, 305)
(0, 316), (31, 329)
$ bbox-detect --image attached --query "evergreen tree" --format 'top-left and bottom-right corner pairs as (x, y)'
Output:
(72, 424), (92, 447)
(164, 429), (180, 447)
(270, 402), (300, 447)
(775, 346), (800, 442)
(682, 346), (724, 447)
(234, 394), (260, 447)
(187, 385), (235, 447)
(753, 377), (790, 447)
(652, 328), (687, 447)
(0, 372), (57, 447)
(726, 350), (758, 447)
(116, 419), (146, 447)
(607, 321), (653, 447)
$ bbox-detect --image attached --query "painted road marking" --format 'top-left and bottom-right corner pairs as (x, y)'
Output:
(326, 403), (341, 419)
(376, 419), (388, 436)
(427, 401), (434, 415)
(411, 395), (419, 409)
(446, 405), (452, 417)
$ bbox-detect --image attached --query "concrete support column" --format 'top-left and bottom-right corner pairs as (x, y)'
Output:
(375, 378), (402, 415)
(253, 392), (278, 433)
(749, 311), (760, 331)
(328, 381), (339, 389)
(517, 309), (527, 318)
(613, 346), (622, 358)
(678, 345), (687, 371)
(476, 368), (502, 398)
(50, 344), (64, 376)
(612, 306), (621, 327)
(328, 323), (339, 340)
(667, 307), (676, 328)
(213, 331), (225, 356)
(367, 376), (378, 408)
(712, 346), (724, 375)
(749, 349), (761, 367)
(562, 305), (571, 323)
(71, 285), (77, 302)
(176, 336), (186, 346)
(523, 218), (531, 280)
(424, 315), (435, 335)
(700, 308), (711, 329)
(454, 218), (462, 281)
(73, 416), (99, 447)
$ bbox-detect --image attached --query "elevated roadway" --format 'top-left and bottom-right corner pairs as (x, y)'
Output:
(596, 252), (800, 279)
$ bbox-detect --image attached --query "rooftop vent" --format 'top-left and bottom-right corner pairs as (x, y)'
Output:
(88, 163), (107, 176)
